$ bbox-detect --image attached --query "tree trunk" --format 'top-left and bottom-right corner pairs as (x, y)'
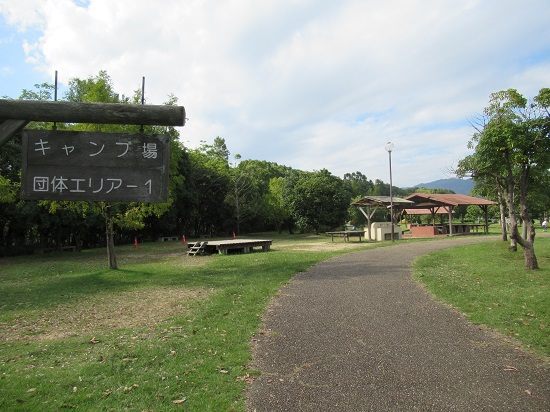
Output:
(507, 170), (539, 270)
(517, 183), (538, 270)
(512, 221), (539, 269)
(105, 214), (118, 270)
(504, 172), (518, 251)
(100, 203), (118, 269)
(498, 192), (507, 241)
(507, 200), (518, 252)
(523, 244), (538, 270)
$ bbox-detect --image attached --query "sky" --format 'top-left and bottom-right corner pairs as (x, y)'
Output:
(1, 0), (549, 187)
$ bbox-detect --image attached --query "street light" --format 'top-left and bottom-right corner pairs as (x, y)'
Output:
(385, 142), (394, 242)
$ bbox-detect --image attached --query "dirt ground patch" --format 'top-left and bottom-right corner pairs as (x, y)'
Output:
(1, 286), (212, 342)
(273, 241), (374, 252)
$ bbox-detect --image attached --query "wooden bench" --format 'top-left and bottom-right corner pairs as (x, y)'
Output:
(158, 236), (179, 242)
(34, 247), (54, 254)
(34, 246), (76, 253)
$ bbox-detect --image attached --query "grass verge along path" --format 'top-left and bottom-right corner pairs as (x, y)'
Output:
(413, 236), (550, 358)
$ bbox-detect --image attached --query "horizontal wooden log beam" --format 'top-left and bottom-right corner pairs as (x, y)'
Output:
(0, 99), (186, 126)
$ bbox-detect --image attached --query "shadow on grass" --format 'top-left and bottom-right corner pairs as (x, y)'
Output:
(0, 269), (148, 313)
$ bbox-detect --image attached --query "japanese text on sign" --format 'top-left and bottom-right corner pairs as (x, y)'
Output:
(21, 130), (170, 202)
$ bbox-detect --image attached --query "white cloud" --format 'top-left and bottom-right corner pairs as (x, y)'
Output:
(1, 0), (549, 186)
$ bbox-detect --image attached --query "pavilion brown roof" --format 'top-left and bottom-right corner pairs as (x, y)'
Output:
(404, 208), (453, 215)
(351, 195), (415, 207)
(405, 193), (496, 208)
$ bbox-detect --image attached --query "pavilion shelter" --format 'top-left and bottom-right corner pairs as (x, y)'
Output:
(351, 195), (415, 240)
(404, 193), (497, 236)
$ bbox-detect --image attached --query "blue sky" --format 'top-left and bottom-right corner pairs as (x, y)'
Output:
(1, 0), (549, 187)
(0, 17), (44, 96)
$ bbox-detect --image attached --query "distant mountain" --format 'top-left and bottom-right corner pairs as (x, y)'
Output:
(410, 178), (474, 195)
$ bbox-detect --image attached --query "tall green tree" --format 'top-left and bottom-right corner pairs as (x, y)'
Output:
(226, 162), (255, 235)
(185, 139), (231, 236)
(343, 171), (374, 227)
(288, 169), (350, 234)
(46, 71), (178, 268)
(264, 177), (291, 233)
(229, 159), (293, 232)
(343, 171), (374, 198)
(457, 88), (550, 269)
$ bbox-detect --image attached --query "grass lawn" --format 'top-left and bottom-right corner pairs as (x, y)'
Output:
(2, 231), (549, 410)
(0, 233), (373, 411)
(413, 234), (550, 358)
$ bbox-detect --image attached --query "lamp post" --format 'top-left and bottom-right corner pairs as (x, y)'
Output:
(385, 142), (394, 242)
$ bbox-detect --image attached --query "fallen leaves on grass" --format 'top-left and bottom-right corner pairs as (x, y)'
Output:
(236, 373), (255, 384)
(120, 384), (139, 393)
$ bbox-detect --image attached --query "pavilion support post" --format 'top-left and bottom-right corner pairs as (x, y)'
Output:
(480, 205), (489, 234)
(448, 207), (454, 236)
(359, 206), (375, 240)
(366, 207), (372, 241)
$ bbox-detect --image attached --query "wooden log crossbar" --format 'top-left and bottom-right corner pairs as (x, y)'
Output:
(0, 99), (186, 147)
(0, 99), (185, 126)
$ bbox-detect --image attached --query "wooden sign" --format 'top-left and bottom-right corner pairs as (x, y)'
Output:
(21, 130), (170, 202)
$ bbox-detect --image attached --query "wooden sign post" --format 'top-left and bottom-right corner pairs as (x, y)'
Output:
(0, 98), (186, 203)
(0, 96), (185, 269)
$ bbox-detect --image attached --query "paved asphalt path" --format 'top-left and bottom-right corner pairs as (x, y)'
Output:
(246, 237), (550, 411)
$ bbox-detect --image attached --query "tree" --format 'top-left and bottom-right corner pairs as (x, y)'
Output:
(228, 159), (293, 232)
(225, 164), (255, 235)
(185, 139), (231, 236)
(457, 88), (550, 269)
(288, 169), (350, 234)
(343, 172), (374, 227)
(343, 171), (374, 198)
(40, 71), (178, 269)
(264, 177), (291, 233)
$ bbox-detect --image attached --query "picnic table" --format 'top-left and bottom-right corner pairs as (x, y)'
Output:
(325, 231), (364, 242)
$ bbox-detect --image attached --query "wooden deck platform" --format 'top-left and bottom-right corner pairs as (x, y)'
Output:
(188, 239), (272, 255)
